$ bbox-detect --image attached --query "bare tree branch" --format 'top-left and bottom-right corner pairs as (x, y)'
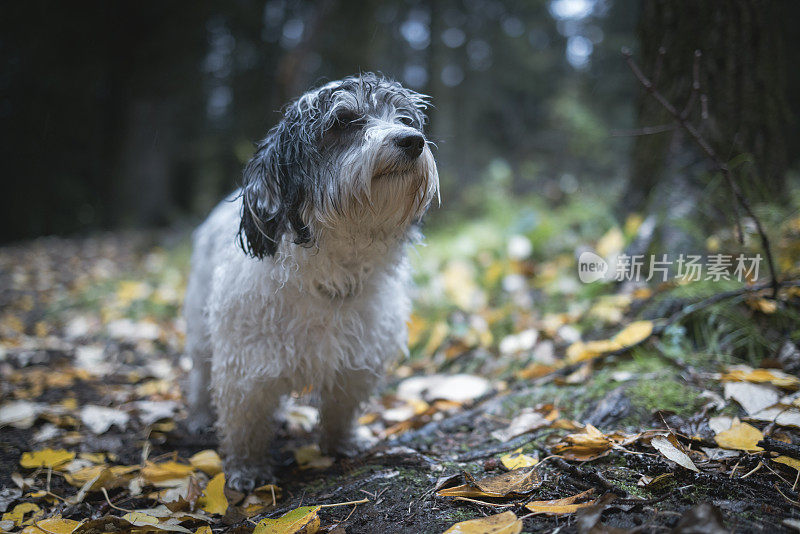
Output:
(621, 47), (780, 297)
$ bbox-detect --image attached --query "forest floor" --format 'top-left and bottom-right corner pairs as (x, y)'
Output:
(2, 193), (800, 533)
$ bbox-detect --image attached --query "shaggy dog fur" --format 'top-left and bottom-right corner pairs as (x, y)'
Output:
(184, 73), (439, 490)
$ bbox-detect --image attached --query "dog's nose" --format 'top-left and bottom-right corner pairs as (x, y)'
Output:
(395, 133), (425, 159)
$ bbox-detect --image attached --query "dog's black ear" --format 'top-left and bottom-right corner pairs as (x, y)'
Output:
(238, 124), (312, 259)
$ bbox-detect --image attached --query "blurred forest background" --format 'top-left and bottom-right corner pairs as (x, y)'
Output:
(3, 0), (799, 243)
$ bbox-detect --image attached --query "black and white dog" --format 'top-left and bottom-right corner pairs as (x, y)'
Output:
(183, 74), (439, 490)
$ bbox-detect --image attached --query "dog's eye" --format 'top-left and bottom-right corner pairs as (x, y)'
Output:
(333, 111), (362, 130)
(398, 116), (415, 127)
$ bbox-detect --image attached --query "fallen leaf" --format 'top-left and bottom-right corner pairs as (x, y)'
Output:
(294, 445), (334, 470)
(748, 405), (800, 429)
(611, 320), (653, 347)
(189, 450), (223, 476)
(0, 401), (46, 429)
(441, 510), (522, 534)
(552, 425), (616, 461)
(142, 461), (195, 486)
(720, 366), (800, 390)
(524, 489), (596, 515)
(121, 512), (192, 533)
(565, 340), (621, 364)
(396, 374), (491, 403)
(499, 449), (538, 470)
(650, 435), (700, 472)
(2, 502), (42, 527)
(20, 516), (81, 534)
(253, 505), (321, 534)
(774, 456), (800, 471)
(438, 467), (541, 498)
(724, 382), (779, 415)
(20, 449), (75, 470)
(197, 473), (227, 515)
(79, 405), (130, 434)
(714, 419), (764, 452)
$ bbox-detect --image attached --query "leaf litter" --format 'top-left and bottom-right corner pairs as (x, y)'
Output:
(2, 207), (800, 532)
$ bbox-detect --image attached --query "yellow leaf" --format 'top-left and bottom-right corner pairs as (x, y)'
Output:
(116, 280), (151, 304)
(596, 227), (624, 257)
(424, 321), (450, 356)
(746, 297), (777, 314)
(195, 528), (212, 534)
(524, 489), (596, 515)
(407, 313), (426, 347)
(774, 456), (800, 471)
(253, 505), (321, 534)
(20, 449), (75, 470)
(442, 511), (523, 534)
(611, 320), (653, 348)
(565, 340), (621, 364)
(714, 420), (764, 452)
(121, 512), (159, 526)
(2, 503), (41, 526)
(552, 424), (613, 461)
(198, 473), (228, 515)
(515, 362), (559, 380)
(500, 449), (538, 470)
(141, 461), (195, 485)
(20, 516), (81, 534)
(189, 450), (223, 476)
(64, 464), (138, 489)
(294, 445), (333, 470)
(720, 366), (800, 390)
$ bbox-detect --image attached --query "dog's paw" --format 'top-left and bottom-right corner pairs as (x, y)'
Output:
(224, 464), (274, 493)
(322, 433), (374, 459)
(186, 411), (215, 435)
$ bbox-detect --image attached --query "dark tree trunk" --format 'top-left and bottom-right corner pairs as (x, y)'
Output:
(627, 0), (789, 212)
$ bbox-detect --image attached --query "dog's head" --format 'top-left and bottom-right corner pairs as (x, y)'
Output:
(239, 73), (439, 258)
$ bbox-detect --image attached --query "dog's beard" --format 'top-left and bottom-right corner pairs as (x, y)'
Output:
(310, 141), (439, 236)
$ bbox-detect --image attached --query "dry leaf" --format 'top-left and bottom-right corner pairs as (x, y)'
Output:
(2, 502), (41, 527)
(499, 449), (538, 470)
(650, 435), (700, 472)
(253, 505), (321, 534)
(441, 511), (522, 534)
(774, 456), (800, 471)
(724, 382), (779, 415)
(525, 489), (596, 515)
(197, 473), (227, 515)
(611, 320), (653, 347)
(189, 450), (223, 476)
(720, 366), (800, 390)
(396, 374), (491, 403)
(19, 448), (75, 470)
(293, 445), (334, 470)
(552, 425), (614, 461)
(748, 405), (800, 429)
(142, 461), (195, 486)
(20, 516), (81, 534)
(714, 420), (764, 452)
(438, 467), (541, 498)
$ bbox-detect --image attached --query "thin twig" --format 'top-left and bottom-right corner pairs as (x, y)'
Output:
(611, 124), (676, 137)
(621, 47), (780, 297)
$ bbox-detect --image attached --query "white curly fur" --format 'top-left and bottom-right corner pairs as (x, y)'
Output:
(183, 75), (438, 490)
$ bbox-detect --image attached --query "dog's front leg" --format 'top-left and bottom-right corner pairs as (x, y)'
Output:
(319, 369), (377, 457)
(212, 373), (285, 491)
